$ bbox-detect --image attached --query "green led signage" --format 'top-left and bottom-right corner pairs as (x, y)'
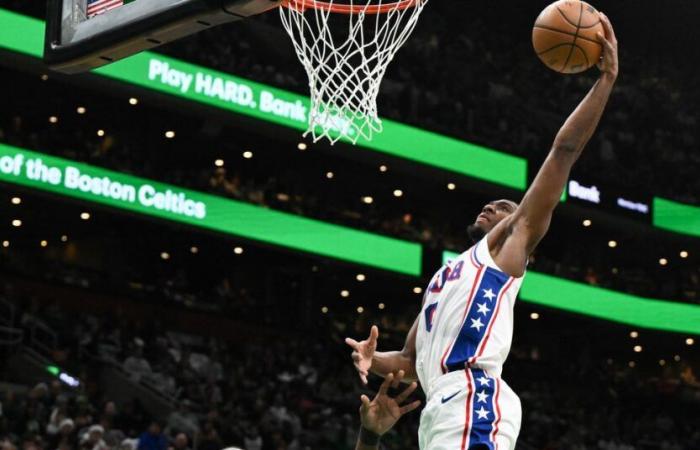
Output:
(0, 143), (422, 275)
(443, 250), (700, 334)
(0, 8), (526, 190)
(653, 197), (700, 237)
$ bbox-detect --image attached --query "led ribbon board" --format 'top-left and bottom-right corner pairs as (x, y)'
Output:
(443, 251), (700, 334)
(653, 197), (700, 237)
(0, 143), (422, 275)
(0, 8), (526, 190)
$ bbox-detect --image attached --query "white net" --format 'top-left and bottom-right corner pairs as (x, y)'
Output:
(280, 0), (428, 145)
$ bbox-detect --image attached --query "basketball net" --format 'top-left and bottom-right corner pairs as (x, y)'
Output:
(280, 0), (428, 145)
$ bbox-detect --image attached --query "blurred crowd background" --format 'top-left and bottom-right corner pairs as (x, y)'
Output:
(1, 0), (699, 449)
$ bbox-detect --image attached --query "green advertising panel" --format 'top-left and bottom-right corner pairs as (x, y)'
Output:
(443, 251), (700, 334)
(653, 197), (700, 237)
(0, 143), (422, 275)
(0, 8), (526, 190)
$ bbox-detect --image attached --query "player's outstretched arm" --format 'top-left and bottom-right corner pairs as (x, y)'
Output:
(345, 315), (419, 385)
(354, 370), (422, 450)
(498, 13), (618, 271)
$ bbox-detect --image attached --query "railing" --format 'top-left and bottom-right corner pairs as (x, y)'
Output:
(0, 325), (23, 347)
(0, 296), (15, 326)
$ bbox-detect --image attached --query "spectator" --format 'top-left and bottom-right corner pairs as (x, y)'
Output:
(168, 433), (191, 450)
(79, 425), (108, 450)
(137, 422), (168, 450)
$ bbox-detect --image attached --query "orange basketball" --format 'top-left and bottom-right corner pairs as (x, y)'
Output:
(532, 0), (604, 74)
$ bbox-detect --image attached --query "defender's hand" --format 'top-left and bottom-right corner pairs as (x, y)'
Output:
(359, 370), (421, 437)
(596, 12), (618, 79)
(345, 325), (379, 385)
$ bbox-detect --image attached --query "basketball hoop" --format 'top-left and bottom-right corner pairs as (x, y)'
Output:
(280, 0), (429, 144)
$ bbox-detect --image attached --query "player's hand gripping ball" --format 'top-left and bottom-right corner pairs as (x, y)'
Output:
(532, 0), (604, 74)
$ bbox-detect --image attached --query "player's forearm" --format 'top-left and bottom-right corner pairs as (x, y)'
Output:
(551, 73), (616, 160)
(370, 351), (416, 381)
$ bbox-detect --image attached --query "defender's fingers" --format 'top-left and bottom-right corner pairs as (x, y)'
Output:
(378, 372), (394, 396)
(360, 394), (371, 411)
(368, 325), (379, 345)
(360, 372), (368, 385)
(399, 399), (422, 415)
(395, 381), (418, 404)
(391, 370), (405, 389)
(345, 337), (360, 349)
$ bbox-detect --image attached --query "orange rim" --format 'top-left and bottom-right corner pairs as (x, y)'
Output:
(281, 0), (421, 14)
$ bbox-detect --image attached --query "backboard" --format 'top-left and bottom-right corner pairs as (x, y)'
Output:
(44, 0), (281, 74)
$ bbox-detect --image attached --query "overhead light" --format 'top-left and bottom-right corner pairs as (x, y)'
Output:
(680, 250), (689, 259)
(659, 258), (668, 266)
(357, 306), (364, 314)
(190, 246), (199, 254)
(2, 240), (9, 248)
(297, 142), (308, 151)
(11, 219), (21, 227)
(60, 235), (68, 242)
(233, 246), (244, 255)
(687, 338), (695, 346)
(40, 74), (49, 81)
(97, 129), (105, 137)
(530, 312), (540, 320)
(129, 97), (139, 105)
(40, 240), (48, 248)
(611, 267), (619, 274)
(628, 361), (636, 368)
(80, 212), (90, 220)
(379, 165), (388, 173)
(447, 183), (456, 191)
(630, 331), (639, 339)
(362, 196), (374, 204)
(674, 355), (681, 362)
(608, 240), (617, 248)
(311, 265), (319, 272)
(659, 359), (666, 366)
(326, 171), (334, 179)
(160, 252), (170, 260)
(76, 106), (86, 114)
(11, 197), (21, 205)
(582, 219), (592, 227)
(340, 290), (350, 298)
(214, 159), (224, 167)
(49, 116), (58, 124)
(413, 287), (423, 294)
(378, 303), (385, 310)
(321, 306), (328, 314)
(242, 151), (253, 159)
(356, 274), (366, 282)
(164, 130), (175, 139)
(393, 189), (403, 197)
(633, 345), (642, 353)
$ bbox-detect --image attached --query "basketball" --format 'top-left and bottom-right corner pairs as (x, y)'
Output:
(532, 0), (604, 74)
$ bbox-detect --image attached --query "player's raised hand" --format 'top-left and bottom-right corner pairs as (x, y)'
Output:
(359, 370), (422, 437)
(345, 325), (379, 384)
(596, 12), (618, 78)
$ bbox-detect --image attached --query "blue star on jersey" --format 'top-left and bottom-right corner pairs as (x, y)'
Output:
(444, 267), (510, 372)
(468, 368), (499, 449)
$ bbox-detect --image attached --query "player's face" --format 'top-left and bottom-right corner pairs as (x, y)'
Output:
(468, 200), (518, 242)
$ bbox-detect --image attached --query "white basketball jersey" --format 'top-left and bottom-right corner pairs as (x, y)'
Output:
(416, 235), (524, 397)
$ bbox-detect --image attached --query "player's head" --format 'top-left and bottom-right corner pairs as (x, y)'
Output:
(467, 199), (519, 243)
